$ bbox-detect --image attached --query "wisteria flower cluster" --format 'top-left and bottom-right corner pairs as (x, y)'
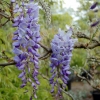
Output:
(12, 0), (41, 98)
(50, 28), (77, 96)
(11, 0), (77, 99)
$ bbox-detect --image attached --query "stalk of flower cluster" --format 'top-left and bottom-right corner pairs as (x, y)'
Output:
(50, 28), (77, 96)
(12, 0), (41, 98)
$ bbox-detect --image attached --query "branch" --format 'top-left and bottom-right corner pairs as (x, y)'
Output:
(0, 49), (52, 67)
(1, 42), (100, 67)
(74, 42), (100, 49)
(1, 41), (100, 67)
(0, 12), (10, 19)
(9, 2), (14, 22)
(76, 32), (100, 44)
(60, 88), (74, 100)
(74, 32), (100, 49)
(0, 2), (14, 22)
(39, 49), (52, 60)
(77, 74), (100, 90)
(39, 43), (49, 51)
(0, 19), (9, 27)
(0, 62), (16, 67)
(81, 68), (94, 80)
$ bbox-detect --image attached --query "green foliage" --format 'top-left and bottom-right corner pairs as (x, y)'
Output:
(0, 66), (30, 100)
(1, 0), (99, 100)
(51, 13), (72, 29)
(36, 78), (53, 100)
(68, 90), (88, 100)
(71, 49), (86, 67)
(77, 19), (89, 30)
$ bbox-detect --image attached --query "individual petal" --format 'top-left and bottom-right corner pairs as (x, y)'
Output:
(51, 88), (54, 93)
(12, 35), (18, 40)
(30, 96), (32, 100)
(14, 56), (21, 62)
(91, 20), (100, 27)
(50, 58), (58, 66)
(18, 64), (25, 70)
(36, 81), (40, 85)
(18, 71), (25, 78)
(32, 82), (36, 89)
(13, 41), (20, 47)
(28, 39), (35, 46)
(33, 69), (38, 76)
(62, 66), (70, 71)
(62, 77), (67, 84)
(13, 48), (23, 55)
(63, 75), (69, 80)
(19, 22), (28, 30)
(90, 2), (98, 9)
(34, 94), (37, 99)
(66, 71), (71, 74)
(14, 30), (18, 35)
(34, 44), (40, 48)
(13, 21), (19, 27)
(20, 83), (26, 88)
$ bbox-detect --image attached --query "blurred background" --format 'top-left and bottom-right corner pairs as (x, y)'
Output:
(0, 0), (100, 100)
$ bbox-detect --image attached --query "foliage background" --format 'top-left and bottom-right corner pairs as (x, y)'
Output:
(0, 0), (100, 100)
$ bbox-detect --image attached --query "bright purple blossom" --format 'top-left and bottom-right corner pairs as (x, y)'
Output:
(50, 28), (77, 96)
(12, 0), (40, 98)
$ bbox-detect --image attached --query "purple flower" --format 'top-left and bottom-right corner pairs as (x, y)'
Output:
(30, 96), (32, 100)
(90, 2), (98, 9)
(91, 20), (100, 27)
(12, 0), (40, 98)
(50, 28), (77, 96)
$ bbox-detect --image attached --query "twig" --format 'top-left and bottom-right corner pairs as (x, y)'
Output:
(60, 88), (74, 100)
(75, 32), (100, 49)
(74, 42), (100, 49)
(1, 40), (100, 67)
(1, 41), (100, 67)
(0, 19), (9, 27)
(2, 1), (10, 6)
(0, 12), (10, 19)
(0, 49), (52, 67)
(81, 68), (94, 80)
(9, 2), (14, 22)
(40, 53), (51, 60)
(39, 43), (49, 51)
(76, 32), (100, 44)
(0, 62), (16, 67)
(77, 74), (100, 90)
(0, 2), (14, 22)
(39, 49), (51, 60)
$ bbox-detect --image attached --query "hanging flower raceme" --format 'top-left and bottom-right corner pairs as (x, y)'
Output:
(50, 28), (77, 96)
(12, 0), (41, 98)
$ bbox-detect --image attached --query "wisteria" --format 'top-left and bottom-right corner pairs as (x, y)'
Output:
(1, 0), (100, 100)
(50, 28), (77, 96)
(90, 2), (98, 9)
(91, 20), (100, 27)
(12, 0), (40, 98)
